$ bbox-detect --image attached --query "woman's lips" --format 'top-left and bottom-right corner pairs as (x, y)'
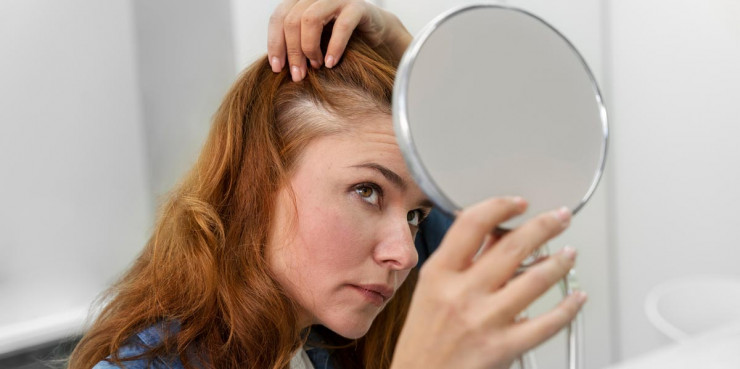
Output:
(350, 284), (393, 307)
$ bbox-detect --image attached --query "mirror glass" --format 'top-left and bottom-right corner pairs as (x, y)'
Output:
(394, 4), (608, 229)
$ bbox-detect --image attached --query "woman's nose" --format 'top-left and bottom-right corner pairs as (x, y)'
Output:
(374, 216), (419, 270)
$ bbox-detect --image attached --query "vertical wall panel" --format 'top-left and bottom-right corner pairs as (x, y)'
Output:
(133, 0), (235, 201)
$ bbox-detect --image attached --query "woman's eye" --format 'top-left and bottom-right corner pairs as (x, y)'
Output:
(355, 185), (380, 205)
(407, 210), (422, 226)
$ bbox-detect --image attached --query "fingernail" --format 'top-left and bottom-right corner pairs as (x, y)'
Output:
(291, 66), (301, 82)
(271, 57), (281, 72)
(553, 206), (571, 226)
(325, 55), (335, 68)
(560, 246), (577, 261)
(301, 66), (306, 80)
(309, 59), (320, 69)
(575, 291), (588, 304)
(511, 196), (526, 210)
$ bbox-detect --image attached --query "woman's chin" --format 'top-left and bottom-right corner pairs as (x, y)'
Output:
(324, 319), (373, 339)
(334, 329), (369, 340)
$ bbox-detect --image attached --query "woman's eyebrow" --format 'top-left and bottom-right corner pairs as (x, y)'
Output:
(351, 162), (407, 191)
(350, 162), (434, 208)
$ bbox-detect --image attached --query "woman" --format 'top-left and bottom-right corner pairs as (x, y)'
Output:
(68, 2), (585, 369)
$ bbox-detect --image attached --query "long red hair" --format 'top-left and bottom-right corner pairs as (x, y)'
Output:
(67, 35), (415, 369)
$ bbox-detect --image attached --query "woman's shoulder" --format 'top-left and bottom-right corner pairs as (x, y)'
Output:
(92, 324), (184, 369)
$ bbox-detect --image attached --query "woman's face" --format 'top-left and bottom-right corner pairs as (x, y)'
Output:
(267, 113), (431, 339)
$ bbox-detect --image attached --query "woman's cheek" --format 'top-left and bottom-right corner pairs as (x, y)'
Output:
(303, 202), (372, 262)
(396, 269), (411, 286)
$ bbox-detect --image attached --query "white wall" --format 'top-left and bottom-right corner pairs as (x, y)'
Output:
(608, 0), (740, 360)
(230, 0), (279, 71)
(0, 0), (235, 356)
(0, 0), (152, 354)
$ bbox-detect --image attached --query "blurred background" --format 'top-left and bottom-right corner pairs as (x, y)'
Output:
(1, 0), (739, 368)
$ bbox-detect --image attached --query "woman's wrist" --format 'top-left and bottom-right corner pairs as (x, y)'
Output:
(381, 10), (412, 60)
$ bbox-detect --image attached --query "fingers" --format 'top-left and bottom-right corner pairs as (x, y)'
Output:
(283, 0), (313, 81)
(468, 207), (571, 289)
(324, 1), (364, 68)
(487, 247), (577, 322)
(504, 290), (587, 354)
(427, 197), (527, 271)
(268, 0), (383, 79)
(267, 1), (294, 73)
(270, 0), (351, 80)
(298, 0), (334, 68)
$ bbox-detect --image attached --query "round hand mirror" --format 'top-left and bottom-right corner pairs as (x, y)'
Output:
(394, 4), (608, 229)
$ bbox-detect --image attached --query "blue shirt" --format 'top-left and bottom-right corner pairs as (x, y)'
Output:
(91, 324), (338, 369)
(415, 208), (453, 265)
(92, 324), (184, 369)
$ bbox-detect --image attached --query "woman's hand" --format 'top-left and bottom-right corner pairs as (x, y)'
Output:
(268, 0), (412, 82)
(392, 197), (586, 369)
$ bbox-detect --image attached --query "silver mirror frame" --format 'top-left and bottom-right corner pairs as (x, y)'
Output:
(393, 3), (609, 221)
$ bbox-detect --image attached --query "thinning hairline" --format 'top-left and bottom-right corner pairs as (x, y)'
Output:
(278, 96), (392, 176)
(282, 97), (392, 148)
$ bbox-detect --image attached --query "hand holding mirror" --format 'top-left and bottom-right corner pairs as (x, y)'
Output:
(392, 4), (608, 368)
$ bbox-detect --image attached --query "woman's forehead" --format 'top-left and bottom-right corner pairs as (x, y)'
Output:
(294, 118), (429, 202)
(324, 114), (399, 160)
(289, 115), (398, 180)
